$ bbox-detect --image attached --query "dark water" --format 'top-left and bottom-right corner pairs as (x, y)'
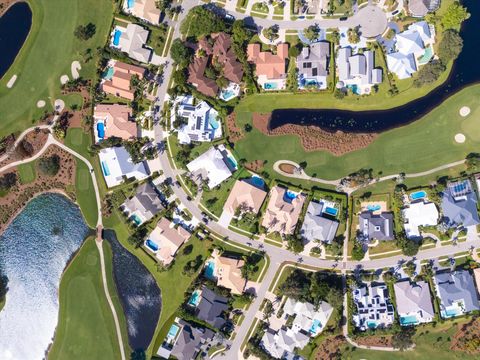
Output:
(270, 0), (480, 133)
(0, 194), (90, 360)
(0, 2), (32, 79)
(103, 230), (161, 350)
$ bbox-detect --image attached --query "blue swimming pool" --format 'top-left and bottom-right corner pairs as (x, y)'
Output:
(226, 156), (237, 169)
(324, 207), (338, 216)
(209, 115), (219, 130)
(145, 239), (159, 252)
(97, 122), (105, 139)
(205, 261), (215, 279)
(410, 190), (426, 201)
(131, 214), (142, 226)
(443, 307), (462, 318)
(366, 321), (378, 329)
(113, 29), (122, 46)
(250, 176), (265, 189)
(400, 314), (418, 326)
(187, 290), (201, 307)
(167, 324), (180, 340)
(309, 319), (321, 334)
(101, 161), (110, 176)
(367, 204), (381, 211)
(127, 0), (135, 9)
(263, 82), (278, 90)
(284, 190), (297, 203)
(103, 67), (114, 80)
(220, 89), (236, 101)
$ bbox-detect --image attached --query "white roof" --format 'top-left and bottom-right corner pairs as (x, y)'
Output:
(99, 146), (149, 188)
(186, 145), (235, 189)
(396, 32), (424, 55)
(283, 298), (333, 336)
(394, 281), (435, 323)
(386, 52), (417, 79)
(118, 23), (152, 63)
(261, 328), (309, 359)
(177, 101), (221, 144)
(403, 201), (439, 238)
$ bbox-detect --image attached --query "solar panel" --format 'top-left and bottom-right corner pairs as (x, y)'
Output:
(448, 180), (472, 198)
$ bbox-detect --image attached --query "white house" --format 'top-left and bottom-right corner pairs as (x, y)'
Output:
(352, 284), (395, 330)
(402, 201), (439, 238)
(117, 23), (152, 63)
(394, 280), (435, 326)
(175, 99), (222, 144)
(186, 145), (237, 189)
(99, 146), (149, 188)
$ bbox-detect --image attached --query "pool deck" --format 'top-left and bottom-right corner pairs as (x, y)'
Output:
(360, 200), (388, 214)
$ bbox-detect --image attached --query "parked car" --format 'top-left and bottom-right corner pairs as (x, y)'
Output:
(392, 10), (399, 15)
(339, 16), (348, 21)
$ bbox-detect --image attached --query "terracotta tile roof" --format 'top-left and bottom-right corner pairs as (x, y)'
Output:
(102, 61), (145, 100)
(224, 180), (267, 215)
(247, 43), (289, 79)
(187, 57), (219, 97)
(94, 104), (137, 140)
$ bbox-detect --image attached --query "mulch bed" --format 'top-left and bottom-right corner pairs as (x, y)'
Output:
(0, 145), (77, 233)
(0, 0), (19, 16)
(225, 112), (244, 143)
(314, 335), (347, 360)
(279, 163), (296, 174)
(354, 334), (393, 348)
(61, 86), (91, 131)
(451, 317), (480, 354)
(0, 128), (50, 168)
(252, 113), (378, 156)
(244, 160), (265, 172)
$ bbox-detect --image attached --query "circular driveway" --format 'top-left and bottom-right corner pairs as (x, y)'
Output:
(356, 5), (388, 38)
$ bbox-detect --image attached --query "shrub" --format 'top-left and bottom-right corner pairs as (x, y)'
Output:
(74, 23), (96, 40)
(38, 155), (60, 176)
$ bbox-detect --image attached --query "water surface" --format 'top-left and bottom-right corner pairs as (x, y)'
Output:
(0, 193), (90, 360)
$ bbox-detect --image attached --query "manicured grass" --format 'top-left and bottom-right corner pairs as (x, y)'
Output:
(17, 162), (36, 184)
(49, 237), (123, 360)
(0, 0), (114, 137)
(234, 84), (480, 180)
(75, 160), (98, 228)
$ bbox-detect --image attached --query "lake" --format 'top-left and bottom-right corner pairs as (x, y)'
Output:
(0, 193), (90, 360)
(269, 0), (480, 133)
(103, 230), (161, 350)
(0, 2), (32, 79)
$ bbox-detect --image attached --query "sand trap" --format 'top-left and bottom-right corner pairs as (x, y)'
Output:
(455, 133), (466, 143)
(60, 75), (69, 85)
(71, 61), (81, 79)
(36, 100), (46, 108)
(54, 99), (65, 112)
(459, 106), (470, 117)
(6, 75), (17, 88)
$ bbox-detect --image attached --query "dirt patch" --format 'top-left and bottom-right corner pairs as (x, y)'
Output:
(354, 334), (393, 347)
(244, 160), (265, 172)
(0, 145), (77, 233)
(314, 335), (347, 360)
(226, 113), (244, 142)
(61, 85), (92, 130)
(279, 163), (296, 174)
(252, 113), (378, 156)
(0, 128), (49, 168)
(451, 317), (480, 354)
(0, 0), (20, 16)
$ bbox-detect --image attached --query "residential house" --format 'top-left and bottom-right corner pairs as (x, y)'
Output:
(434, 270), (480, 319)
(261, 298), (333, 359)
(358, 211), (394, 242)
(441, 179), (480, 228)
(394, 280), (435, 325)
(175, 99), (222, 144)
(146, 218), (191, 265)
(223, 179), (268, 215)
(261, 186), (307, 236)
(352, 284), (395, 330)
(93, 104), (137, 143)
(124, 0), (161, 24)
(296, 41), (331, 89)
(117, 23), (152, 63)
(206, 250), (247, 294)
(336, 47), (382, 94)
(99, 146), (149, 188)
(300, 201), (339, 244)
(156, 319), (215, 360)
(247, 43), (289, 90)
(195, 286), (229, 329)
(102, 61), (145, 100)
(186, 145), (237, 189)
(402, 201), (439, 239)
(122, 182), (164, 225)
(187, 32), (244, 97)
(387, 21), (435, 79)
(473, 268), (480, 296)
(408, 0), (440, 17)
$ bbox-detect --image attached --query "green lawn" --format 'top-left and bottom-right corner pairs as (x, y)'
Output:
(17, 162), (36, 184)
(0, 0), (114, 137)
(234, 84), (480, 181)
(75, 160), (98, 228)
(49, 237), (123, 360)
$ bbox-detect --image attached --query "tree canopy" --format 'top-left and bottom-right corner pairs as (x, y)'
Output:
(304, 25), (320, 42)
(180, 6), (226, 38)
(413, 60), (445, 88)
(441, 2), (470, 29)
(74, 23), (96, 40)
(438, 29), (463, 63)
(170, 39), (193, 68)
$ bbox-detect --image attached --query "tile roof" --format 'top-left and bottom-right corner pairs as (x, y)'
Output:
(247, 43), (289, 79)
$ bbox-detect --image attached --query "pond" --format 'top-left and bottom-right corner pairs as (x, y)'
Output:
(103, 230), (161, 350)
(0, 2), (32, 79)
(269, 0), (480, 133)
(0, 193), (90, 360)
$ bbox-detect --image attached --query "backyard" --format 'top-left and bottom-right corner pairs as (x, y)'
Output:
(0, 0), (114, 137)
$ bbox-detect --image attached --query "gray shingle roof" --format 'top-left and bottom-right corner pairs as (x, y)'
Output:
(441, 180), (480, 227)
(170, 319), (215, 360)
(434, 270), (480, 314)
(195, 287), (229, 329)
(300, 201), (339, 244)
(359, 211), (394, 241)
(123, 182), (164, 221)
(296, 41), (331, 78)
(394, 280), (435, 319)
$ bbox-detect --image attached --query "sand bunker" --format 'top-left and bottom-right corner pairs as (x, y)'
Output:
(36, 100), (46, 108)
(71, 61), (81, 79)
(459, 106), (471, 117)
(6, 75), (17, 88)
(60, 75), (69, 85)
(455, 133), (466, 143)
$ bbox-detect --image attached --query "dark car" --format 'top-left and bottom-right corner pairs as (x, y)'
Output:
(339, 16), (348, 21)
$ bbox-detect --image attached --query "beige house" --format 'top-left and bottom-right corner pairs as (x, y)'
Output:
(93, 104), (137, 142)
(223, 180), (267, 215)
(261, 186), (307, 236)
(102, 61), (145, 100)
(148, 218), (191, 265)
(209, 250), (247, 295)
(129, 0), (161, 24)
